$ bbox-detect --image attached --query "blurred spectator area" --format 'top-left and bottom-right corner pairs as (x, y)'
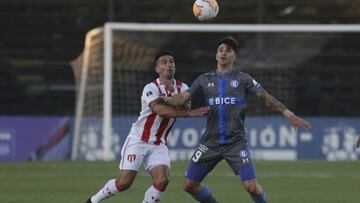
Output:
(0, 0), (108, 115)
(0, 0), (360, 115)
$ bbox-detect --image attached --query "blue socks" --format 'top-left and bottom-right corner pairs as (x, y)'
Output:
(192, 185), (219, 203)
(251, 191), (266, 203)
(193, 185), (211, 201)
(192, 183), (265, 203)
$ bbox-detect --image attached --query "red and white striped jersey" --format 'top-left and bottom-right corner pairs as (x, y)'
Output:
(128, 78), (188, 145)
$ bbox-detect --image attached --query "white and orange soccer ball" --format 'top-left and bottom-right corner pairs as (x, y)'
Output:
(193, 0), (219, 22)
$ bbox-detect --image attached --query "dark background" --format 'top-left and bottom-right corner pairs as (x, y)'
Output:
(1, 0), (360, 116)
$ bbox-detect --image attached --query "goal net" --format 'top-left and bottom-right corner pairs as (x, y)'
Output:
(71, 23), (360, 160)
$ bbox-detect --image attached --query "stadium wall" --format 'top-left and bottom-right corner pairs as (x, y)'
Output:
(0, 116), (359, 161)
(0, 117), (72, 161)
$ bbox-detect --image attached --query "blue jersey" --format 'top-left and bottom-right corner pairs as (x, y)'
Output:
(187, 69), (263, 147)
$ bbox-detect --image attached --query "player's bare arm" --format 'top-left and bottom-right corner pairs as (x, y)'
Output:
(256, 89), (311, 131)
(161, 91), (192, 107)
(149, 100), (209, 118)
(357, 136), (360, 148)
(174, 101), (191, 111)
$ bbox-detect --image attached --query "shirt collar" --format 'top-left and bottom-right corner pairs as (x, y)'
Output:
(156, 78), (175, 86)
(216, 67), (234, 75)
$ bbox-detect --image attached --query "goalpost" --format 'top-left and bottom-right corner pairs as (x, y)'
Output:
(71, 23), (360, 160)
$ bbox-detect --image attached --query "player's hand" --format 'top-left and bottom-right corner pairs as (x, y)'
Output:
(188, 106), (210, 117)
(289, 115), (311, 131)
(357, 137), (360, 148)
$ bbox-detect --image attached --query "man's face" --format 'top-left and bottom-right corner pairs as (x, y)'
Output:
(155, 55), (175, 79)
(216, 43), (236, 66)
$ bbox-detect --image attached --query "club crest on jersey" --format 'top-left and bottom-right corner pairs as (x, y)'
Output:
(208, 82), (215, 88)
(230, 80), (239, 88)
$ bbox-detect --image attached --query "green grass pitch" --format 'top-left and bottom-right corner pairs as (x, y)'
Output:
(0, 160), (359, 203)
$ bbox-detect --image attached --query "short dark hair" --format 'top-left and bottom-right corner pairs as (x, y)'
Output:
(217, 37), (238, 54)
(154, 50), (175, 63)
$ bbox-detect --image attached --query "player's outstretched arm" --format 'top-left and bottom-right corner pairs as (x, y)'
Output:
(256, 89), (311, 131)
(152, 91), (191, 107)
(357, 136), (360, 148)
(163, 91), (192, 107)
(149, 100), (209, 118)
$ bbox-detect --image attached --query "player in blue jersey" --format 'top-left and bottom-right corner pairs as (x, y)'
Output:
(160, 37), (312, 203)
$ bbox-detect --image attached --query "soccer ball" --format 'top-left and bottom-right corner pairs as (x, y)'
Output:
(193, 0), (219, 22)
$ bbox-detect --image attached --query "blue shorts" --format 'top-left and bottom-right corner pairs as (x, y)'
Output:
(185, 141), (256, 182)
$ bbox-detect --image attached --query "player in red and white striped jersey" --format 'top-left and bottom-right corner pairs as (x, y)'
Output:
(85, 51), (209, 203)
(128, 77), (189, 145)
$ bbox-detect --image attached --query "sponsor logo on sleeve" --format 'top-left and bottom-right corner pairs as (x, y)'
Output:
(146, 91), (153, 97)
(252, 79), (261, 88)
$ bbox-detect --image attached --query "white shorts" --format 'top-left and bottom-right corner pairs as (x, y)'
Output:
(119, 137), (171, 173)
